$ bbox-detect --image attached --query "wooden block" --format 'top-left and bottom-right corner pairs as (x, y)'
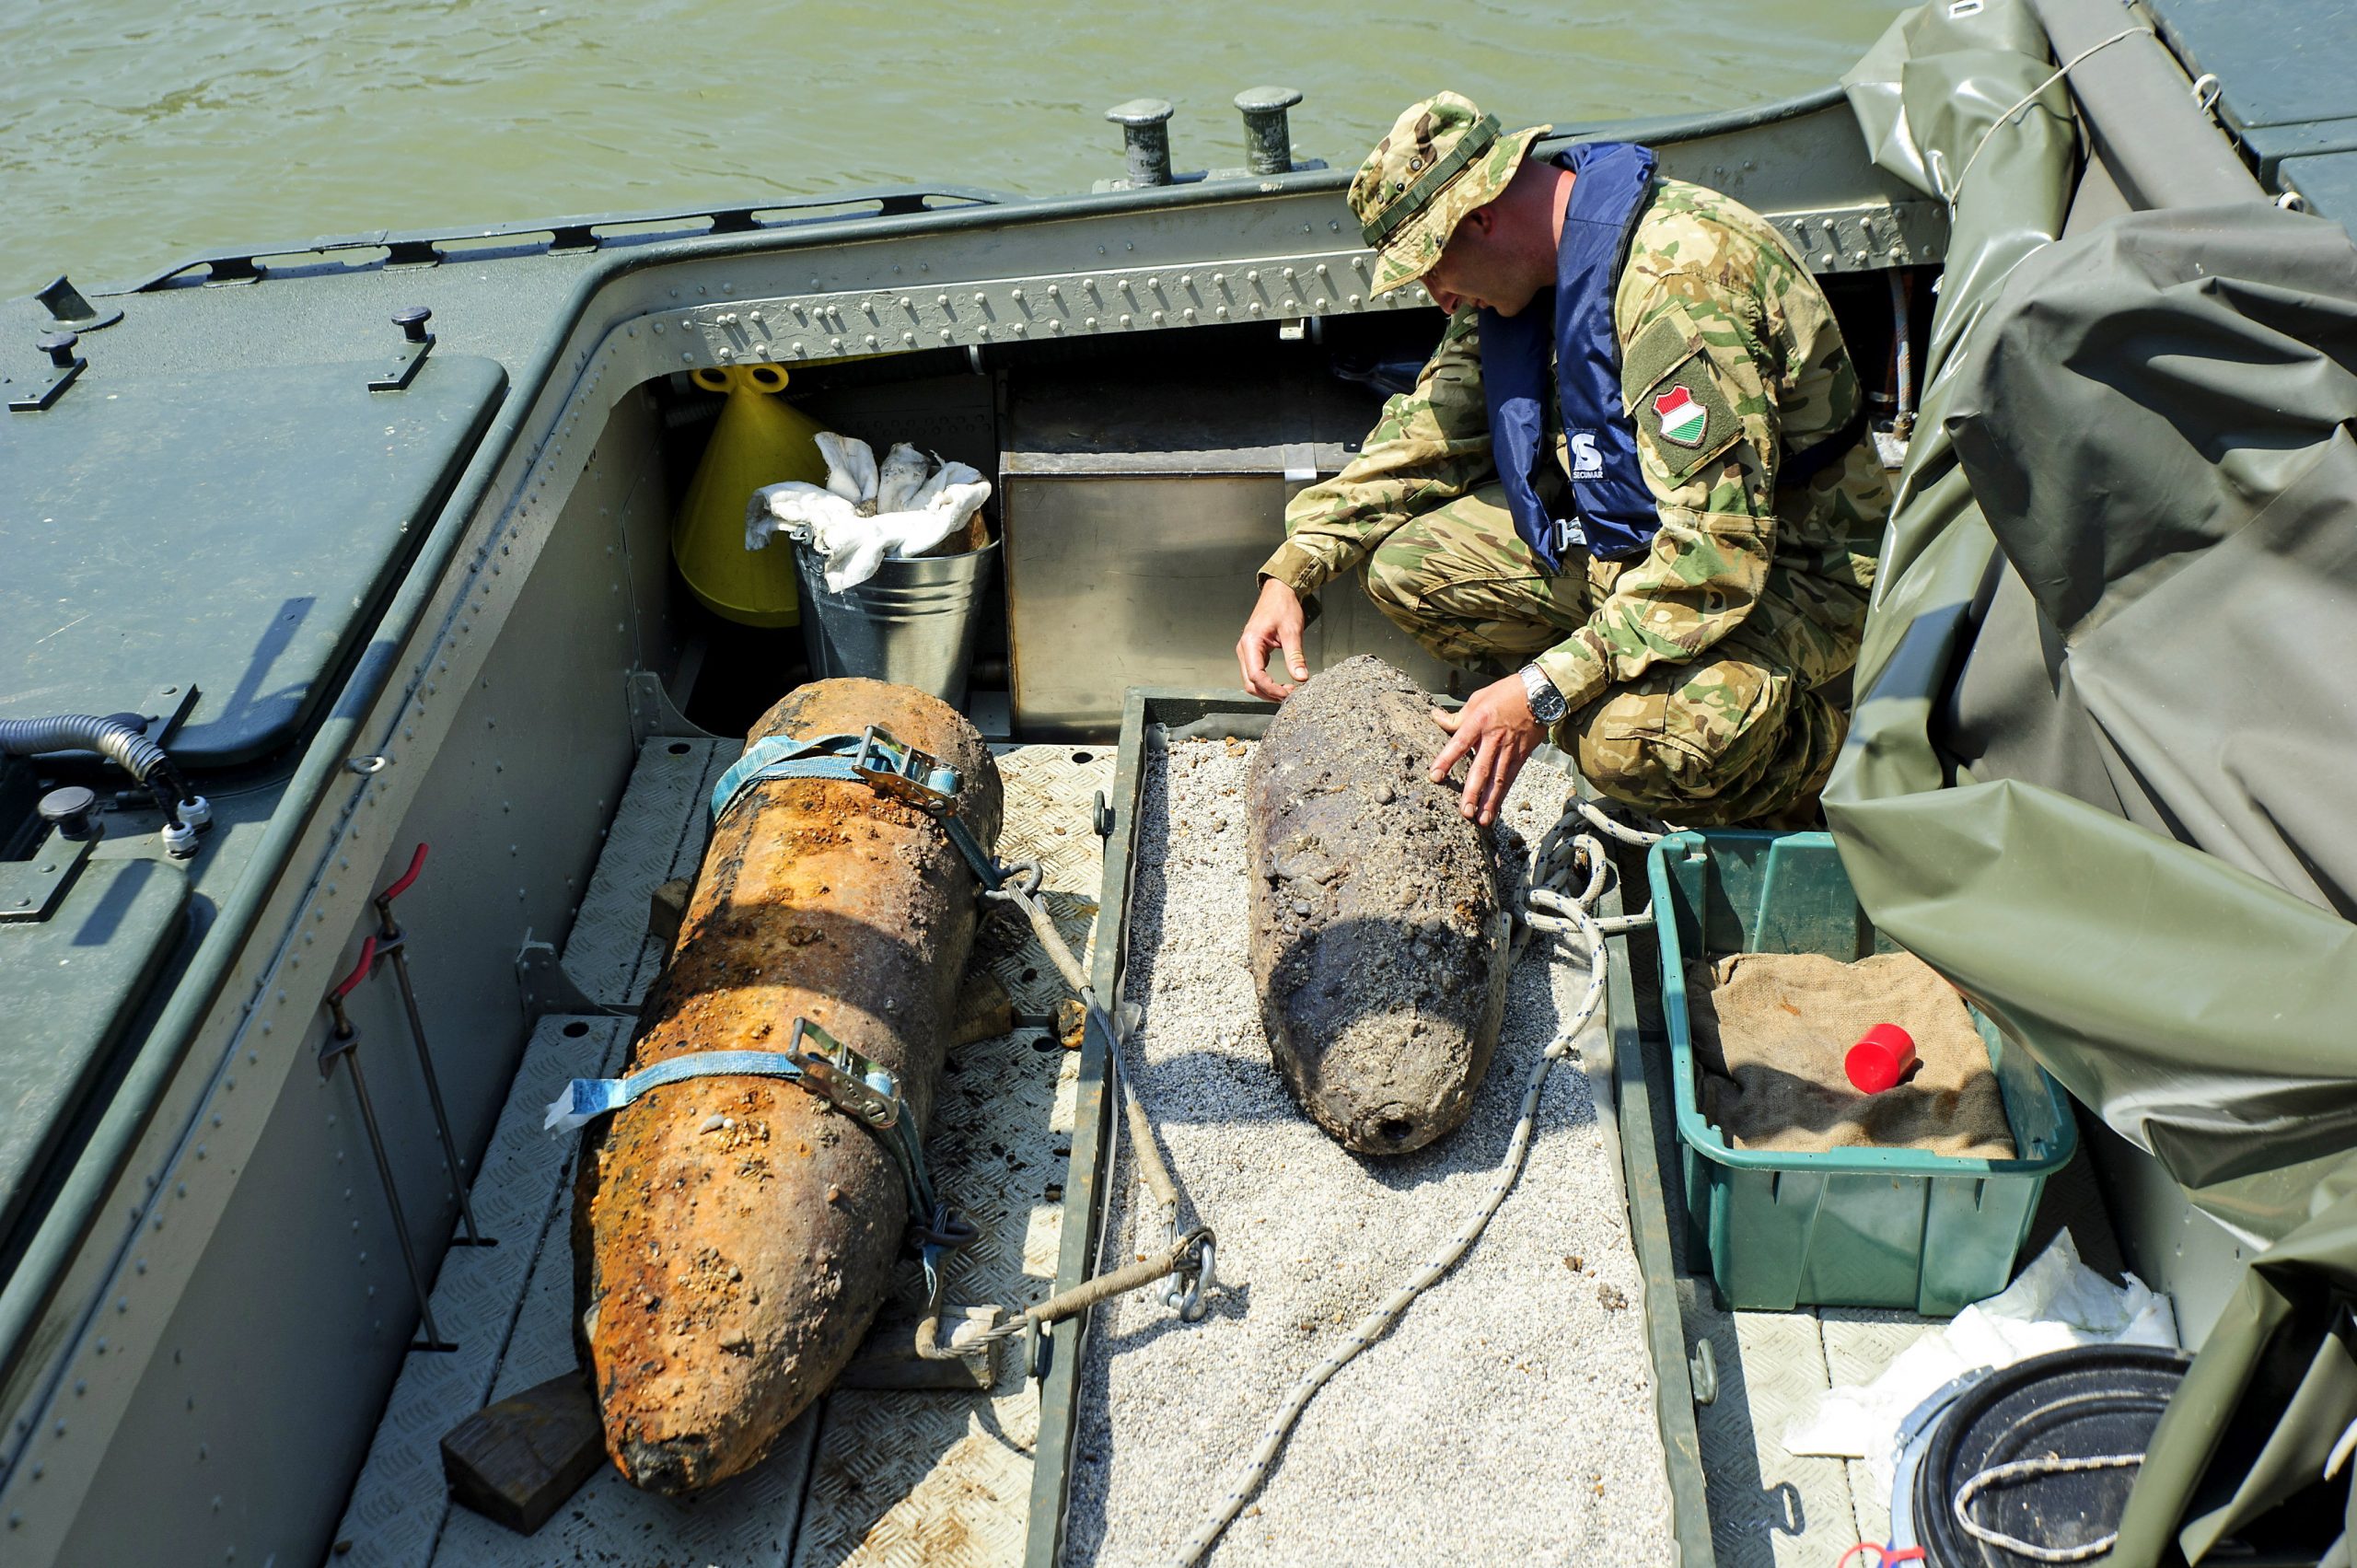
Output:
(647, 876), (694, 953)
(440, 1369), (606, 1535)
(954, 968), (1014, 1046)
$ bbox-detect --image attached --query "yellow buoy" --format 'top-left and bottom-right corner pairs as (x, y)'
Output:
(671, 364), (828, 627)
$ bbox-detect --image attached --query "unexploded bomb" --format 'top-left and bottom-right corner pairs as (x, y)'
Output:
(572, 678), (1000, 1493)
(1247, 656), (1513, 1155)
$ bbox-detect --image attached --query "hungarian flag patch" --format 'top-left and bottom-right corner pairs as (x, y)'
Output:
(1653, 385), (1708, 447)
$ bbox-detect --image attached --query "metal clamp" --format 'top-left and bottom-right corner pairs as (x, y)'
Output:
(1160, 1227), (1218, 1321)
(370, 844), (490, 1247)
(787, 1016), (903, 1130)
(850, 726), (958, 814)
(321, 938), (457, 1353)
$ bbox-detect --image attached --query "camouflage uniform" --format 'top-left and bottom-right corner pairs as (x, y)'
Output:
(1261, 95), (1888, 825)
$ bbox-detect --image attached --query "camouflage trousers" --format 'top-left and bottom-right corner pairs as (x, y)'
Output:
(1361, 483), (1846, 826)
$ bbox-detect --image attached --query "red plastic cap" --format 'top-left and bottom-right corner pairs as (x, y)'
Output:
(1844, 1022), (1918, 1095)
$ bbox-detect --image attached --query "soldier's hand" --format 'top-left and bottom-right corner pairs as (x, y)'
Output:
(1237, 578), (1311, 700)
(1428, 676), (1541, 827)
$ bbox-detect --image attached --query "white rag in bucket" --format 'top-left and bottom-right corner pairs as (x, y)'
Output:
(745, 436), (990, 593)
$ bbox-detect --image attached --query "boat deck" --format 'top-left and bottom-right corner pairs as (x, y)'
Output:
(328, 729), (2131, 1568)
(333, 734), (1112, 1567)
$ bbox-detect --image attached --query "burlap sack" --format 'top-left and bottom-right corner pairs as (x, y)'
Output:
(1686, 950), (2014, 1157)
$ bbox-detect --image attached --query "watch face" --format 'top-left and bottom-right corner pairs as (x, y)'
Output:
(1522, 667), (1564, 722)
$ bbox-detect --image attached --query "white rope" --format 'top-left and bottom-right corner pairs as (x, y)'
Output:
(1169, 803), (1636, 1567)
(1574, 796), (1670, 848)
(1942, 27), (2154, 215)
(1527, 799), (1666, 939)
(1951, 1451), (2145, 1562)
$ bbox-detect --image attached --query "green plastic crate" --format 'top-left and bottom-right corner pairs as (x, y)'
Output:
(1648, 830), (2076, 1317)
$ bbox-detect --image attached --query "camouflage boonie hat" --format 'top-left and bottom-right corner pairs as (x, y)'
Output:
(1352, 92), (1550, 297)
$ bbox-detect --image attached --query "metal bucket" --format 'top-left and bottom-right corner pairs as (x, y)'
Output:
(793, 538), (1000, 709)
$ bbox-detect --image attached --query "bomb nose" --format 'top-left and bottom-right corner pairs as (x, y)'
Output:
(1359, 1104), (1424, 1154)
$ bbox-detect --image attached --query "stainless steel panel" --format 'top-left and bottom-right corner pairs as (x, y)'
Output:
(1002, 471), (1457, 738)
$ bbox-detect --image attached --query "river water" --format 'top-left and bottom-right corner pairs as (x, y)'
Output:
(3, 0), (1907, 301)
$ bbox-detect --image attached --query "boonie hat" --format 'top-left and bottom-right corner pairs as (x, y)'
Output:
(1351, 92), (1550, 296)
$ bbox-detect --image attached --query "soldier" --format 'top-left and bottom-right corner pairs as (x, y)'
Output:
(1235, 92), (1888, 827)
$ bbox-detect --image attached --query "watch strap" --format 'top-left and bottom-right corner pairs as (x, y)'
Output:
(1519, 662), (1567, 724)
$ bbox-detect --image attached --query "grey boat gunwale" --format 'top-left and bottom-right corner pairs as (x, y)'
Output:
(0, 0), (2311, 1559)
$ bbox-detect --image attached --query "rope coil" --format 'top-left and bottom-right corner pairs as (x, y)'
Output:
(1950, 1451), (2146, 1562)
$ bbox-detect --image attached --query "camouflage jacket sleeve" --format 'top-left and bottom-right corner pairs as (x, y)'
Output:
(1529, 251), (1792, 714)
(1259, 308), (1493, 598)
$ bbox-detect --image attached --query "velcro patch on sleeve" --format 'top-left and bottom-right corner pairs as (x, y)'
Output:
(1624, 313), (1742, 484)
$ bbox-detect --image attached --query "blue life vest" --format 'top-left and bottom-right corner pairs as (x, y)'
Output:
(1480, 141), (1661, 570)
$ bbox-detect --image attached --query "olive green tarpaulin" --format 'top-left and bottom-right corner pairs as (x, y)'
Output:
(1825, 4), (2357, 1562)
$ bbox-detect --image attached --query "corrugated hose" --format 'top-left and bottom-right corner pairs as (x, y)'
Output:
(0, 712), (195, 824)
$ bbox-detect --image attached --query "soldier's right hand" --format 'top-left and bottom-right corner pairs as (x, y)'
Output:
(1237, 578), (1311, 700)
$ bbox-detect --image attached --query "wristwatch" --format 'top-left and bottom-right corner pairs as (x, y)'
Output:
(1518, 663), (1568, 726)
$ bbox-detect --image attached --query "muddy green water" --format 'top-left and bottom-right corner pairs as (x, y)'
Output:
(3, 0), (1906, 301)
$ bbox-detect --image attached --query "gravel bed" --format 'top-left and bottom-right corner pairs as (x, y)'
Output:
(1063, 737), (1673, 1567)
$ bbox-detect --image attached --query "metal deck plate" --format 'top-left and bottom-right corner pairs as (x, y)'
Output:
(1817, 1309), (1940, 1547)
(332, 1014), (631, 1567)
(559, 735), (732, 1009)
(338, 738), (1109, 1568)
(791, 742), (1108, 1568)
(1680, 1282), (1874, 1568)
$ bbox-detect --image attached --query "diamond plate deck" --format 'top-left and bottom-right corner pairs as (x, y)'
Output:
(332, 1015), (629, 1568)
(341, 741), (1109, 1568)
(559, 736), (730, 1008)
(1681, 1281), (1861, 1568)
(1816, 1309), (1942, 1546)
(791, 743), (1109, 1568)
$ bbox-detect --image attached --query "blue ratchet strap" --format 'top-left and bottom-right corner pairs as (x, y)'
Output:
(543, 1050), (831, 1133)
(709, 729), (963, 824)
(942, 815), (1004, 891)
(545, 1026), (946, 1222)
(709, 726), (1005, 890)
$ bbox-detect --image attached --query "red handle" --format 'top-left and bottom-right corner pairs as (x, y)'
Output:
(331, 937), (377, 1003)
(380, 842), (428, 902)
